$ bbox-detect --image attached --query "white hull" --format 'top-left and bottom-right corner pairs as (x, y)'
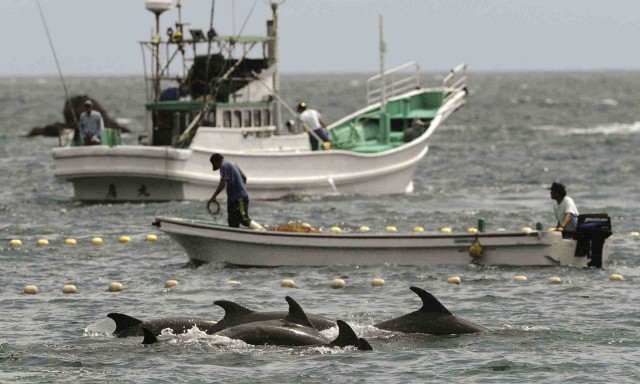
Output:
(154, 217), (611, 268)
(53, 136), (423, 201)
(52, 88), (464, 201)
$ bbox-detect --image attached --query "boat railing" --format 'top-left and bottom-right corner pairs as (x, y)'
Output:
(441, 63), (467, 105)
(366, 61), (421, 105)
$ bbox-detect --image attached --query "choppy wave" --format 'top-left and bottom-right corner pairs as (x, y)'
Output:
(531, 121), (640, 135)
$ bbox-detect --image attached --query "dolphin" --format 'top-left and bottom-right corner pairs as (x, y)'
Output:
(107, 313), (218, 338)
(215, 297), (370, 349)
(206, 299), (337, 334)
(374, 287), (489, 335)
(141, 296), (372, 350)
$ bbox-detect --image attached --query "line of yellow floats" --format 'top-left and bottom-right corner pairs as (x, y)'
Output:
(7, 228), (640, 247)
(8, 234), (158, 247)
(8, 228), (633, 295)
(18, 273), (626, 296)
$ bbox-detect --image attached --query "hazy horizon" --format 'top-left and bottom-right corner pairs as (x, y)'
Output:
(3, 0), (640, 76)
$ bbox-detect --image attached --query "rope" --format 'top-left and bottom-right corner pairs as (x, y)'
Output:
(251, 71), (326, 145)
(235, 0), (259, 40)
(204, 0), (216, 86)
(35, 0), (79, 144)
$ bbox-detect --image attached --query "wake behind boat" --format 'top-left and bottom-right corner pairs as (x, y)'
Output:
(153, 214), (612, 268)
(52, 1), (467, 201)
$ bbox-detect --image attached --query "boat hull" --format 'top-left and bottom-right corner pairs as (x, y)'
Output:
(53, 143), (423, 201)
(52, 87), (464, 202)
(154, 217), (610, 268)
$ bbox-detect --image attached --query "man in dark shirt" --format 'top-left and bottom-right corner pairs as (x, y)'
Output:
(208, 153), (265, 230)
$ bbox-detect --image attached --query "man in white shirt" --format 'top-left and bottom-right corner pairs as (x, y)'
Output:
(79, 100), (105, 145)
(297, 102), (332, 151)
(549, 182), (579, 233)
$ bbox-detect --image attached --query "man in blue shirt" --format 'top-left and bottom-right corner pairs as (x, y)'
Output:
(208, 153), (265, 230)
(79, 100), (104, 145)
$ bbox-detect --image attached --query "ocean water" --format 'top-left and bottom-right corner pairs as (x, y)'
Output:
(1, 72), (639, 383)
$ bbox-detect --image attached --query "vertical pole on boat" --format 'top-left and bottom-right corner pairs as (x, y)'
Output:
(378, 15), (389, 145)
(145, 0), (172, 145)
(270, 1), (283, 134)
(154, 13), (162, 101)
(145, 1), (172, 100)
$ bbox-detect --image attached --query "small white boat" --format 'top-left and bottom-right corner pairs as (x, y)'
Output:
(51, 2), (467, 201)
(153, 214), (612, 268)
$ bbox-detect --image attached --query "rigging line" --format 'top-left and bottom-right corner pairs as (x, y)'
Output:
(235, 0), (259, 40)
(35, 0), (79, 138)
(204, 0), (216, 85)
(262, 0), (287, 7)
(251, 71), (325, 144)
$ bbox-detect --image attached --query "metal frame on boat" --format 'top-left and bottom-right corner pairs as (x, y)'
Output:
(153, 216), (612, 268)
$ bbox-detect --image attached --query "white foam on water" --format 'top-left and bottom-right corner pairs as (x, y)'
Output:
(320, 323), (390, 339)
(153, 326), (251, 348)
(301, 345), (355, 355)
(532, 121), (640, 136)
(501, 324), (551, 332)
(84, 317), (116, 336)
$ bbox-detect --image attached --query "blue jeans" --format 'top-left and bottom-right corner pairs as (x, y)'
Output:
(309, 127), (331, 151)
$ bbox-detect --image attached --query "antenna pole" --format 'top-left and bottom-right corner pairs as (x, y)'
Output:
(271, 1), (283, 133)
(154, 12), (162, 101)
(379, 14), (386, 115)
(378, 15), (388, 145)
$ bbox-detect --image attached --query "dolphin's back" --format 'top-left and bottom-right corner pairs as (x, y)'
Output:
(108, 313), (217, 337)
(374, 287), (489, 335)
(217, 298), (371, 350)
(211, 299), (336, 334)
(218, 320), (325, 346)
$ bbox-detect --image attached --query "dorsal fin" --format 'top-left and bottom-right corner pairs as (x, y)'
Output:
(357, 338), (374, 351)
(214, 300), (254, 319)
(410, 287), (452, 315)
(141, 328), (158, 345)
(107, 313), (143, 334)
(283, 296), (315, 329)
(330, 320), (359, 348)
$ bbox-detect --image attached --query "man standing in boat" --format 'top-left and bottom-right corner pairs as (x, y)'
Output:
(549, 182), (579, 234)
(297, 102), (332, 151)
(79, 100), (105, 145)
(208, 153), (265, 230)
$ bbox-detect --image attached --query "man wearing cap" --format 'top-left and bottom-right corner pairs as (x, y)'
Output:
(549, 182), (579, 233)
(79, 100), (105, 145)
(208, 153), (265, 230)
(296, 102), (332, 151)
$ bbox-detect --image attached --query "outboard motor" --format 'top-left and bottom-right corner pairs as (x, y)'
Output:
(574, 213), (612, 268)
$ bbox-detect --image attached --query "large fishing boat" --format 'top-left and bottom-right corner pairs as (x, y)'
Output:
(52, 0), (468, 201)
(153, 214), (613, 268)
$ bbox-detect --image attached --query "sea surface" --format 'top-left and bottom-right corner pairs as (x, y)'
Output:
(1, 72), (639, 383)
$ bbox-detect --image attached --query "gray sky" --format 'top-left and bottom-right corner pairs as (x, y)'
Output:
(2, 0), (640, 76)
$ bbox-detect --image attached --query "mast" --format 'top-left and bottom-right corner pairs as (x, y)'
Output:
(270, 1), (283, 133)
(145, 0), (173, 101)
(378, 15), (389, 145)
(379, 14), (386, 116)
